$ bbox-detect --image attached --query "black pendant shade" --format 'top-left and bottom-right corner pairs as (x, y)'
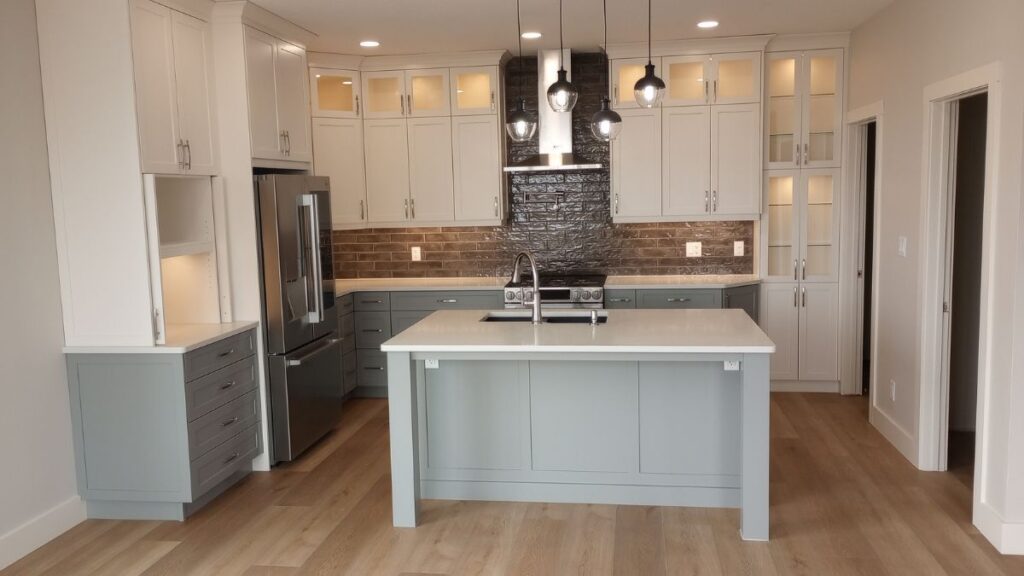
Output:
(634, 63), (666, 108)
(591, 96), (622, 141)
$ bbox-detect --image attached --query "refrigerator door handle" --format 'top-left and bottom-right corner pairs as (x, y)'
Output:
(285, 337), (342, 367)
(300, 193), (325, 323)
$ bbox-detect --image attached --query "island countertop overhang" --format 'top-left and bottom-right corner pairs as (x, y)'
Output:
(380, 309), (775, 355)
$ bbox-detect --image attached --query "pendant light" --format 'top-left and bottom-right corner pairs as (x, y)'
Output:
(546, 0), (578, 113)
(633, 0), (665, 108)
(590, 0), (622, 141)
(506, 0), (538, 142)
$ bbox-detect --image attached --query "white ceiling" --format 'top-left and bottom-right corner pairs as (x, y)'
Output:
(246, 0), (894, 56)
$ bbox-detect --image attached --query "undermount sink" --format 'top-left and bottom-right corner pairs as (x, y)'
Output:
(482, 310), (609, 324)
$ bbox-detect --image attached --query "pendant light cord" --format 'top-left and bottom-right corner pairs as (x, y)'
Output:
(647, 0), (652, 64)
(516, 0), (524, 97)
(559, 0), (564, 69)
(602, 0), (608, 54)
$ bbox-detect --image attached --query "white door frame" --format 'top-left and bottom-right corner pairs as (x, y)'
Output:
(840, 103), (883, 397)
(918, 63), (1002, 479)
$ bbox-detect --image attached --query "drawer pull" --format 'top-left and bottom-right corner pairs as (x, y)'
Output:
(223, 452), (240, 465)
(361, 299), (384, 304)
(219, 381), (236, 391)
(222, 417), (240, 428)
(217, 348), (235, 358)
(364, 366), (384, 371)
(361, 328), (383, 333)
(438, 299), (458, 304)
(666, 298), (691, 303)
(610, 298), (632, 303)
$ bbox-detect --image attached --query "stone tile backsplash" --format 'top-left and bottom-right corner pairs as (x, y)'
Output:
(332, 53), (755, 279)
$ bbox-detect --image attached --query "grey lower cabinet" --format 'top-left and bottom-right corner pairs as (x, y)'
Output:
(724, 284), (760, 321)
(65, 329), (261, 521)
(338, 294), (357, 396)
(636, 288), (723, 309)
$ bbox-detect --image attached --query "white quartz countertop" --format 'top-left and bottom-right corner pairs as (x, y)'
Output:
(381, 309), (774, 354)
(334, 274), (759, 295)
(63, 321), (259, 354)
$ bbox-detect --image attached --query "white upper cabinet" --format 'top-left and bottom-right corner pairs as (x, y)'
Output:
(452, 115), (503, 222)
(312, 118), (366, 227)
(311, 68), (361, 118)
(610, 58), (660, 110)
(363, 118), (411, 223)
(406, 117), (455, 222)
(362, 71), (406, 119)
(766, 49), (843, 169)
(712, 103), (760, 216)
(130, 0), (217, 175)
(612, 108), (662, 219)
(662, 106), (710, 216)
(244, 26), (311, 163)
(407, 69), (451, 117)
(707, 53), (761, 105)
(450, 67), (498, 116)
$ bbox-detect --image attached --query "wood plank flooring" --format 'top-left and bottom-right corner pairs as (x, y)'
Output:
(5, 394), (1023, 576)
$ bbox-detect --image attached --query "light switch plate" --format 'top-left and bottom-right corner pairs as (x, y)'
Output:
(425, 358), (439, 369)
(686, 242), (702, 258)
(897, 236), (908, 258)
(733, 241), (745, 257)
(411, 246), (422, 261)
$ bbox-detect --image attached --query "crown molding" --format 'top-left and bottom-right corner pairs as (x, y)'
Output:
(212, 1), (316, 48)
(767, 32), (851, 52)
(606, 34), (774, 60)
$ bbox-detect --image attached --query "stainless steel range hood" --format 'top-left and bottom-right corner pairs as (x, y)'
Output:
(504, 50), (603, 173)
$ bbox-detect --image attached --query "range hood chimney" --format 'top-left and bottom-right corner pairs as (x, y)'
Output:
(503, 50), (603, 173)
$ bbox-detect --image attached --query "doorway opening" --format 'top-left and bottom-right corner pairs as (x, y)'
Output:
(941, 92), (987, 485)
(860, 122), (877, 395)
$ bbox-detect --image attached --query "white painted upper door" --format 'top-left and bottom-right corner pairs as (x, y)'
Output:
(310, 68), (361, 119)
(611, 108), (662, 219)
(130, 0), (182, 174)
(712, 103), (760, 216)
(244, 27), (282, 160)
(765, 52), (802, 170)
(450, 67), (498, 116)
(312, 118), (366, 227)
(802, 49), (843, 168)
(170, 10), (217, 175)
(708, 53), (761, 105)
(363, 118), (411, 223)
(362, 71), (406, 119)
(275, 41), (311, 162)
(799, 169), (841, 282)
(610, 58), (661, 110)
(763, 171), (801, 282)
(406, 117), (455, 223)
(661, 56), (710, 107)
(761, 283), (800, 381)
(452, 115), (503, 222)
(407, 68), (451, 117)
(661, 106), (711, 216)
(798, 282), (840, 381)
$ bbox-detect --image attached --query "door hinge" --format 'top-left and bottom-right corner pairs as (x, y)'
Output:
(942, 302), (950, 313)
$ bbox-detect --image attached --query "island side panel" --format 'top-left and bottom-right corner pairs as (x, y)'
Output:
(386, 351), (419, 527)
(740, 353), (771, 541)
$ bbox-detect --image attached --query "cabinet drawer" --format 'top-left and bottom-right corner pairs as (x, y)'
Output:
(605, 289), (637, 309)
(190, 423), (260, 500)
(184, 330), (256, 382)
(390, 290), (503, 311)
(392, 310), (433, 335)
(339, 313), (356, 353)
(357, 349), (388, 388)
(636, 289), (722, 309)
(342, 351), (358, 395)
(185, 356), (258, 421)
(188, 391), (261, 459)
(353, 291), (390, 311)
(336, 293), (354, 316)
(355, 311), (392, 348)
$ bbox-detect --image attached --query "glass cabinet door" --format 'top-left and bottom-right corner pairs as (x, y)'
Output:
(803, 49), (843, 167)
(766, 54), (801, 169)
(710, 53), (760, 105)
(610, 58), (660, 110)
(765, 172), (799, 281)
(310, 68), (360, 118)
(662, 56), (708, 106)
(800, 170), (840, 281)
(362, 71), (406, 118)
(450, 66), (497, 116)
(406, 68), (450, 117)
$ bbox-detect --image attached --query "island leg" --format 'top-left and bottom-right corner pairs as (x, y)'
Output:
(740, 353), (770, 541)
(386, 351), (419, 527)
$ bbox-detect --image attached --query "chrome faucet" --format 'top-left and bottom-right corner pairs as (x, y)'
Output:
(511, 251), (543, 324)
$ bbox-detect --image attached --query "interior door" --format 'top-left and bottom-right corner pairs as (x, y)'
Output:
(312, 118), (366, 227)
(762, 283), (800, 380)
(406, 117), (455, 222)
(612, 108), (662, 219)
(712, 103), (760, 216)
(275, 41), (312, 161)
(130, 0), (181, 174)
(245, 27), (282, 160)
(662, 106), (711, 216)
(363, 118), (411, 223)
(170, 10), (217, 175)
(799, 283), (840, 380)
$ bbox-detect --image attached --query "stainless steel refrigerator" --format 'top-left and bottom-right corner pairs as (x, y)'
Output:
(255, 174), (343, 464)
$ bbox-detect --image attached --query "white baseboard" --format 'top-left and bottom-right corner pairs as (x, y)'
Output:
(869, 404), (919, 468)
(975, 500), (1024, 555)
(0, 496), (86, 570)
(770, 380), (840, 393)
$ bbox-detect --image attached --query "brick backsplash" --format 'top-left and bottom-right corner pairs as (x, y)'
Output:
(332, 53), (755, 279)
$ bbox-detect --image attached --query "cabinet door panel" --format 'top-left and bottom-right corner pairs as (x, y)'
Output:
(362, 71), (406, 119)
(311, 68), (360, 118)
(610, 58), (659, 110)
(764, 171), (801, 282)
(131, 0), (181, 174)
(363, 119), (410, 223)
(761, 283), (800, 380)
(275, 41), (311, 161)
(170, 10), (217, 175)
(408, 68), (451, 117)
(611, 108), (662, 219)
(662, 106), (711, 216)
(803, 49), (843, 168)
(800, 169), (840, 282)
(450, 67), (498, 116)
(766, 53), (801, 169)
(662, 56), (709, 107)
(245, 27), (281, 160)
(799, 283), (839, 381)
(712, 103), (760, 216)
(407, 117), (455, 222)
(711, 53), (761, 105)
(452, 115), (502, 222)
(312, 118), (366, 227)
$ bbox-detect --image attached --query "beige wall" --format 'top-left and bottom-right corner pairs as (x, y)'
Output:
(849, 0), (1024, 546)
(0, 0), (84, 568)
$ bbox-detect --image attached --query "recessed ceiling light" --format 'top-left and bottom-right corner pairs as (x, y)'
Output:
(360, 40), (380, 48)
(521, 31), (542, 40)
(697, 20), (719, 29)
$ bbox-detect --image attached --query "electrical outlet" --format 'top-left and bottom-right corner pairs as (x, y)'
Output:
(890, 379), (896, 402)
(898, 236), (908, 258)
(733, 241), (745, 257)
(686, 242), (702, 257)
(723, 360), (741, 371)
(425, 358), (439, 369)
(411, 246), (422, 261)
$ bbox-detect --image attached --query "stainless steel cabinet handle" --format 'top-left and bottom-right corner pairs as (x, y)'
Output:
(176, 139), (184, 169)
(490, 91), (495, 111)
(704, 80), (709, 103)
(712, 190), (718, 212)
(410, 198), (416, 219)
(400, 94), (406, 115)
(286, 337), (342, 367)
(667, 298), (691, 303)
(802, 259), (807, 280)
(361, 328), (383, 333)
(793, 287), (798, 307)
(438, 299), (458, 304)
(493, 196), (499, 217)
(795, 144), (801, 166)
(705, 190), (710, 213)
(610, 297), (633, 303)
(355, 95), (360, 116)
(615, 193), (620, 214)
(802, 287), (807, 307)
(360, 199), (365, 220)
(364, 366), (384, 371)
(404, 198), (409, 219)
(713, 80), (718, 103)
(223, 452), (240, 464)
(793, 259), (798, 280)
(280, 130), (287, 153)
(184, 139), (191, 170)
(286, 131), (292, 156)
(803, 143), (809, 165)
(361, 299), (383, 304)
(217, 348), (235, 358)
(219, 381), (236, 391)
(222, 417), (239, 428)
(407, 93), (413, 113)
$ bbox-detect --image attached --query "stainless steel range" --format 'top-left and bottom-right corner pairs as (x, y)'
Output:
(504, 273), (607, 309)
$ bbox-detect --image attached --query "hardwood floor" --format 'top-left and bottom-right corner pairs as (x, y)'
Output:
(5, 394), (1023, 576)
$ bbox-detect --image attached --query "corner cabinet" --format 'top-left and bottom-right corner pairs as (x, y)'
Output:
(245, 26), (312, 164)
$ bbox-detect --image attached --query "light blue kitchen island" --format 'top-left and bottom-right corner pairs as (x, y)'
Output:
(381, 308), (775, 541)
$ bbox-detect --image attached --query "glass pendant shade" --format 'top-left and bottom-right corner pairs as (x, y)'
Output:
(634, 63), (665, 108)
(590, 97), (622, 141)
(546, 69), (579, 113)
(505, 98), (538, 142)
